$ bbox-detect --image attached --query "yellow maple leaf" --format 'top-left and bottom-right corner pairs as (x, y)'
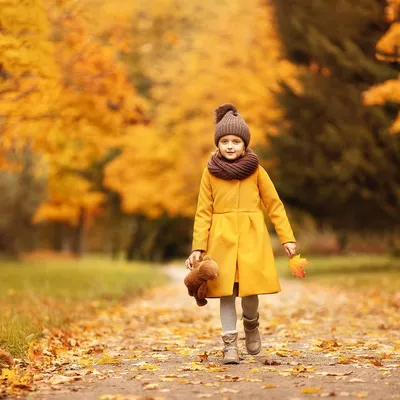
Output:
(198, 352), (208, 363)
(289, 254), (309, 278)
(0, 368), (15, 380)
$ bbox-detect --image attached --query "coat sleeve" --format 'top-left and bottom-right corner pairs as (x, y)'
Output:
(258, 165), (296, 244)
(191, 168), (213, 252)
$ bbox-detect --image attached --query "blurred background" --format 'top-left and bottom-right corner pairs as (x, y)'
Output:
(1, 0), (399, 261)
(0, 0), (400, 362)
(0, 0), (400, 355)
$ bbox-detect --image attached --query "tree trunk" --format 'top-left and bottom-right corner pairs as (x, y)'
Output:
(337, 231), (349, 253)
(126, 215), (140, 261)
(108, 192), (122, 260)
(72, 208), (85, 257)
(388, 228), (400, 257)
(53, 222), (63, 252)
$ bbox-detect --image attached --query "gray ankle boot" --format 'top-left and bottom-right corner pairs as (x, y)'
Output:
(221, 331), (240, 364)
(242, 313), (262, 355)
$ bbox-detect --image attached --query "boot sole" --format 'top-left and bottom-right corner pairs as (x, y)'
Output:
(223, 359), (240, 364)
(247, 347), (261, 355)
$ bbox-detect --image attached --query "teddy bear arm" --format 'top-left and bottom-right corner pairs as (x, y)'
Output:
(193, 291), (207, 306)
(197, 281), (208, 299)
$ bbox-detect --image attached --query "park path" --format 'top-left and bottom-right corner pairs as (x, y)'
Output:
(28, 265), (400, 400)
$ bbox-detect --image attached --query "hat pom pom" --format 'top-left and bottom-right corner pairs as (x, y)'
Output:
(214, 103), (238, 124)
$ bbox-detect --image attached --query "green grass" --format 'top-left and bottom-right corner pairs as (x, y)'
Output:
(276, 254), (400, 292)
(0, 256), (169, 357)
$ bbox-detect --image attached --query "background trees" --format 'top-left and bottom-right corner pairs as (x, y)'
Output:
(0, 0), (398, 259)
(268, 0), (400, 249)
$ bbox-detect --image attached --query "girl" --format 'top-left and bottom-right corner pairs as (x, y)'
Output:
(185, 103), (297, 364)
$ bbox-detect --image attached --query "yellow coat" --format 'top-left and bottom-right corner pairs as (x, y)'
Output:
(192, 165), (295, 298)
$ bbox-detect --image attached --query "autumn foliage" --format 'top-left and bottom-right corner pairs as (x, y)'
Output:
(363, 0), (400, 134)
(0, 0), (399, 258)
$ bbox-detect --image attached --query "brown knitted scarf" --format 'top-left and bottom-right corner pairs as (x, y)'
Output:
(207, 148), (259, 180)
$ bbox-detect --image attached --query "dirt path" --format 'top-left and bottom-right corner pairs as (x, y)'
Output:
(29, 266), (400, 400)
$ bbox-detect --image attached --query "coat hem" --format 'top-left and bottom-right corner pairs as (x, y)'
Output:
(206, 290), (281, 299)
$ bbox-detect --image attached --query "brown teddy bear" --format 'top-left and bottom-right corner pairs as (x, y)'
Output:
(184, 255), (219, 306)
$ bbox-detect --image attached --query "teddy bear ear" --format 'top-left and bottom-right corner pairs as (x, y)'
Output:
(203, 255), (211, 261)
(193, 258), (200, 268)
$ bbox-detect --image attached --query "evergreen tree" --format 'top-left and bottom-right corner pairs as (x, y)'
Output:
(269, 0), (400, 235)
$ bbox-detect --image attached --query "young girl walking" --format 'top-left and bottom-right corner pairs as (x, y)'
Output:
(185, 103), (298, 364)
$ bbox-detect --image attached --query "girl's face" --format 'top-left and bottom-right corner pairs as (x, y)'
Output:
(218, 135), (245, 160)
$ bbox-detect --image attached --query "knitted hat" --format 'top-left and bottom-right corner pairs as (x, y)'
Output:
(214, 103), (251, 148)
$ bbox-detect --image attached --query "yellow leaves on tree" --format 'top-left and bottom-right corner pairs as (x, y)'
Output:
(376, 0), (400, 62)
(363, 0), (400, 134)
(33, 0), (148, 226)
(104, 125), (185, 219)
(363, 79), (400, 106)
(33, 173), (105, 226)
(105, 0), (299, 219)
(0, 0), (60, 167)
(376, 23), (400, 63)
(2, 0), (299, 224)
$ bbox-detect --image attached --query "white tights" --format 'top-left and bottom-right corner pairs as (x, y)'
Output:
(220, 283), (259, 334)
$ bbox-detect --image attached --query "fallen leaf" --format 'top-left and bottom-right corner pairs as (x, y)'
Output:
(143, 382), (159, 390)
(198, 352), (208, 363)
(300, 387), (322, 394)
(216, 375), (244, 382)
(97, 355), (121, 365)
(369, 359), (383, 367)
(264, 360), (281, 365)
(139, 364), (159, 371)
(205, 363), (227, 372)
(0, 368), (15, 380)
(219, 388), (239, 393)
(261, 384), (279, 389)
(316, 340), (341, 350)
(316, 371), (352, 376)
(337, 355), (355, 364)
(99, 395), (142, 400)
(78, 358), (93, 365)
(48, 375), (76, 385)
(0, 350), (14, 370)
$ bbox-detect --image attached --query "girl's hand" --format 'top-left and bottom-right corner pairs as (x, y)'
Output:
(283, 242), (296, 258)
(185, 250), (203, 270)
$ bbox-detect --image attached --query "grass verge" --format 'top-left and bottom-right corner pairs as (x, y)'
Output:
(0, 256), (169, 357)
(276, 254), (400, 292)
